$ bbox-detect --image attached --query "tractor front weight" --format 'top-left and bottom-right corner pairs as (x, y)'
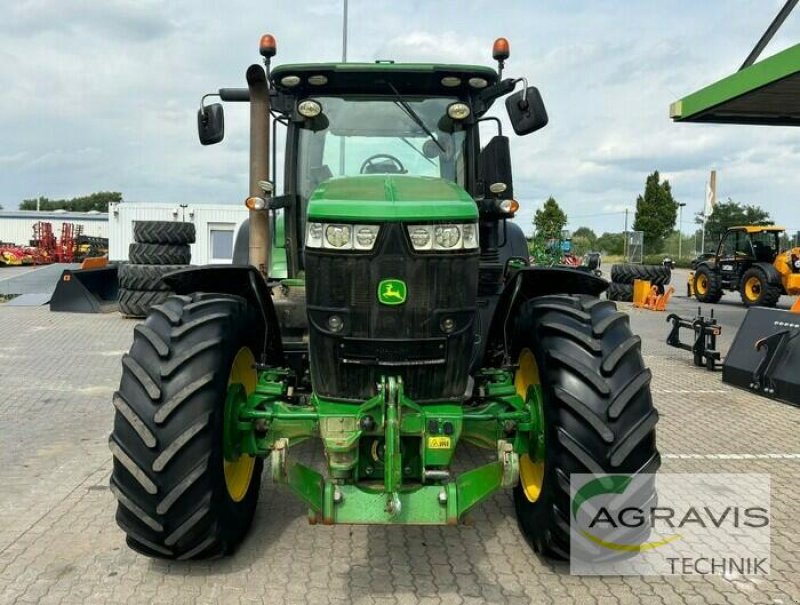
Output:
(223, 368), (540, 525)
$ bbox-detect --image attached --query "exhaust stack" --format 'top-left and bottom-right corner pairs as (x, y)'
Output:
(246, 64), (271, 275)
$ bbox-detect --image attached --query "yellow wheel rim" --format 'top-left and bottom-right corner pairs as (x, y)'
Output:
(695, 275), (708, 296)
(744, 276), (761, 302)
(515, 349), (545, 503)
(224, 347), (257, 502)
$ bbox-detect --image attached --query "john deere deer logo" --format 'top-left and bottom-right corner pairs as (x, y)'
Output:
(378, 279), (407, 305)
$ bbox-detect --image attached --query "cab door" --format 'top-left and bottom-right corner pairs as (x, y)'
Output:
(716, 230), (752, 288)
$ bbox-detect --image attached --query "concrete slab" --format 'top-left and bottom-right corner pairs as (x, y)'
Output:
(0, 263), (81, 298)
(4, 293), (50, 306)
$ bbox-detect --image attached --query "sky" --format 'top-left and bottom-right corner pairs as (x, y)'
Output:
(1, 0), (799, 239)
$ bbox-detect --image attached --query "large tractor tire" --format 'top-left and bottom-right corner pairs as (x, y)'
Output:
(610, 264), (671, 286)
(119, 264), (186, 292)
(110, 293), (264, 559)
(693, 266), (723, 303)
(511, 295), (660, 559)
(740, 267), (781, 307)
(605, 282), (633, 302)
(134, 221), (196, 245)
(118, 288), (170, 318)
(129, 243), (191, 265)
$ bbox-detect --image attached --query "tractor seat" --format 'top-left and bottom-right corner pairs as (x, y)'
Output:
(752, 242), (776, 263)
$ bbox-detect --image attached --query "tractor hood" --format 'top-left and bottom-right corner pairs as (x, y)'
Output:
(306, 175), (478, 223)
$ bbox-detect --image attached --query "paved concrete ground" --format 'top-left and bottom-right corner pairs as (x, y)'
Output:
(0, 287), (798, 604)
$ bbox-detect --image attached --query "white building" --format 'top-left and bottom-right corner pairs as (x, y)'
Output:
(108, 202), (248, 265)
(0, 210), (108, 246)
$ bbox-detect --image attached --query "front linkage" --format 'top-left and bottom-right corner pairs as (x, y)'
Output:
(224, 368), (542, 525)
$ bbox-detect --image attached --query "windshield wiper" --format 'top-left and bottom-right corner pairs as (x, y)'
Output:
(388, 83), (445, 154)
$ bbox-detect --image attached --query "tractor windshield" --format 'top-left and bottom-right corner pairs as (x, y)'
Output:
(296, 96), (467, 200)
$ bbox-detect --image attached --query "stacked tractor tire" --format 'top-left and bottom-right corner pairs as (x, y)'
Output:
(606, 263), (671, 302)
(118, 221), (195, 318)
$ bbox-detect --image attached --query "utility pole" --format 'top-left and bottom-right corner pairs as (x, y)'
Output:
(677, 202), (686, 259)
(342, 0), (348, 62)
(623, 208), (629, 261)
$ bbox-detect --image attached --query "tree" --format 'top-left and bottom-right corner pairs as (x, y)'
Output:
(533, 196), (567, 240)
(570, 227), (597, 256)
(632, 171), (678, 253)
(595, 232), (624, 256)
(699, 198), (771, 244)
(572, 227), (597, 246)
(19, 191), (122, 212)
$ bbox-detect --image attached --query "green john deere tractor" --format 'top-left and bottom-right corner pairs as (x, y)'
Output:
(110, 35), (659, 560)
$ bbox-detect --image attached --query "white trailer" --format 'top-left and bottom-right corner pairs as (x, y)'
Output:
(108, 202), (248, 265)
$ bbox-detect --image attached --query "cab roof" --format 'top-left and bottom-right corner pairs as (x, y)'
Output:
(270, 62), (499, 96)
(731, 225), (786, 233)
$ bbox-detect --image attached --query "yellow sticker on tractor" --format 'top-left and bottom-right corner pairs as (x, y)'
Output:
(427, 436), (451, 449)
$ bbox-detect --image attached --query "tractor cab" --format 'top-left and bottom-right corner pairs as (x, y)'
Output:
(715, 226), (783, 266)
(198, 58), (548, 278)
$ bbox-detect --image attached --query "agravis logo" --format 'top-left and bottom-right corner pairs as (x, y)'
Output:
(572, 475), (681, 552)
(570, 473), (771, 576)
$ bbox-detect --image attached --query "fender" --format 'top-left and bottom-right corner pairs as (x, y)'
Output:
(162, 265), (284, 365)
(483, 267), (608, 365)
(753, 261), (782, 286)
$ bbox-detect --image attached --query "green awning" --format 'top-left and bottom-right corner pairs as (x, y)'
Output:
(670, 43), (800, 125)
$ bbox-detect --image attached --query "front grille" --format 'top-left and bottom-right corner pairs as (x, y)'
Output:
(305, 223), (478, 402)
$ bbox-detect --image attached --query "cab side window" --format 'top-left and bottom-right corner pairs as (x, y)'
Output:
(719, 232), (737, 257)
(735, 232), (754, 257)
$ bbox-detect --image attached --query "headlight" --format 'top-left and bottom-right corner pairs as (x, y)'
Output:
(280, 75), (301, 87)
(462, 224), (478, 249)
(407, 223), (479, 251)
(434, 225), (461, 248)
(305, 222), (380, 251)
(325, 224), (352, 248)
(297, 99), (322, 118)
(354, 225), (380, 250)
(306, 222), (323, 248)
(409, 226), (432, 250)
(447, 102), (471, 120)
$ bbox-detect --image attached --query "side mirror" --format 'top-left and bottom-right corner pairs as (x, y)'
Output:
(505, 86), (548, 135)
(478, 135), (513, 199)
(198, 103), (224, 145)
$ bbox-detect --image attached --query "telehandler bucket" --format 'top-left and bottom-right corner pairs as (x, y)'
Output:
(49, 265), (119, 313)
(723, 307), (800, 407)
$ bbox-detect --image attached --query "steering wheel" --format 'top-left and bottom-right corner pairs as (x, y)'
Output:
(359, 154), (407, 174)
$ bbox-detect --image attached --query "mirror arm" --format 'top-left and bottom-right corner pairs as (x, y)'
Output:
(477, 116), (503, 137)
(474, 78), (517, 115)
(511, 78), (529, 109)
(199, 93), (220, 119)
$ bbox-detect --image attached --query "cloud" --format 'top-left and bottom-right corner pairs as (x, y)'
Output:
(2, 0), (175, 41)
(1, 0), (799, 238)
